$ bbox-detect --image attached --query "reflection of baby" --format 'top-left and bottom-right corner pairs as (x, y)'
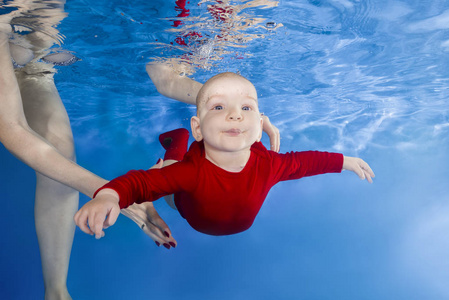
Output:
(164, 0), (282, 72)
(75, 72), (374, 238)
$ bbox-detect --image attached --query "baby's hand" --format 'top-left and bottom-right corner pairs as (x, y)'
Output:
(342, 156), (375, 183)
(74, 189), (121, 239)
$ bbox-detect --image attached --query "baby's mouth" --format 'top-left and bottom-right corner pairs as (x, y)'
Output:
(224, 128), (242, 135)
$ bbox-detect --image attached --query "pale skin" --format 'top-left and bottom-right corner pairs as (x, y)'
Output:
(74, 72), (375, 239)
(145, 61), (280, 154)
(0, 10), (175, 300)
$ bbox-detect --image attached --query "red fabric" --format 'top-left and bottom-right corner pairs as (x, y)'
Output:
(159, 128), (189, 161)
(173, 0), (190, 28)
(96, 141), (343, 236)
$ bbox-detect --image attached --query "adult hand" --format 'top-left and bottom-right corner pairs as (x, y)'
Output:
(121, 159), (177, 249)
(262, 115), (280, 152)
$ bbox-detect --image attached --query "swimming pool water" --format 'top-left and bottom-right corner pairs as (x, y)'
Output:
(1, 0), (449, 299)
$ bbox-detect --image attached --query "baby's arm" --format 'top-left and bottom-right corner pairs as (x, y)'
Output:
(342, 156), (375, 183)
(74, 189), (121, 239)
(75, 163), (189, 239)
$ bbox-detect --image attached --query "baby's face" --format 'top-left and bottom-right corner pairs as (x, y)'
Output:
(191, 74), (263, 154)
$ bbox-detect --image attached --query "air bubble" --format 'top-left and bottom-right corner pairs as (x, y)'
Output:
(266, 22), (277, 28)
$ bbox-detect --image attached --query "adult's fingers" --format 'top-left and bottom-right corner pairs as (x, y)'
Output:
(145, 204), (177, 247)
(148, 213), (176, 245)
(148, 158), (164, 170)
(122, 203), (177, 248)
(141, 220), (177, 249)
(267, 125), (280, 152)
(122, 204), (166, 240)
(271, 126), (280, 152)
(262, 115), (280, 152)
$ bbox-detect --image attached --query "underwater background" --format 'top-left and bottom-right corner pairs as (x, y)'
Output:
(1, 0), (449, 299)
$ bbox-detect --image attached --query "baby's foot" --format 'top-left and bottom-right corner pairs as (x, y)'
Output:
(159, 128), (189, 161)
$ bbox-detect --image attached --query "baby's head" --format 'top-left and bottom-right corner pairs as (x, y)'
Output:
(195, 72), (257, 110)
(191, 72), (263, 154)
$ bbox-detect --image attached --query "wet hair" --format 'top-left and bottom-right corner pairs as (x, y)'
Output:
(196, 72), (256, 110)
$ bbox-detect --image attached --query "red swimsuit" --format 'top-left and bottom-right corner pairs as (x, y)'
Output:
(97, 141), (343, 236)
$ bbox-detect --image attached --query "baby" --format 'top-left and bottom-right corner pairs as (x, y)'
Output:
(74, 72), (374, 238)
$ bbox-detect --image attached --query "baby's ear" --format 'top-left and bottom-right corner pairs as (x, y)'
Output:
(190, 116), (203, 141)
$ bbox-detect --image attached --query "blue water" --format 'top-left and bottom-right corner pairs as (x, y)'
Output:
(1, 0), (449, 299)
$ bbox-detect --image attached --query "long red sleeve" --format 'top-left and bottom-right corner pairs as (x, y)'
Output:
(95, 141), (343, 235)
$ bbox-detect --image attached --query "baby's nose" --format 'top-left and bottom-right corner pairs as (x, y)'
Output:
(228, 111), (242, 120)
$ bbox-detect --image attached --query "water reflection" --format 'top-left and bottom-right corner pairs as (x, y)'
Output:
(149, 0), (282, 74)
(248, 0), (449, 153)
(0, 0), (81, 75)
(2, 0), (66, 47)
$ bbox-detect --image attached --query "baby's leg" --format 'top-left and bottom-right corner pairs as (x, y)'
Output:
(159, 128), (189, 210)
(18, 70), (77, 300)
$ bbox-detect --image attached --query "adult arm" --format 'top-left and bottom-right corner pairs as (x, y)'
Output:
(0, 33), (106, 197)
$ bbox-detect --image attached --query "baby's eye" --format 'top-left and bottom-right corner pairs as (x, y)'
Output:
(213, 105), (223, 110)
(242, 106), (252, 111)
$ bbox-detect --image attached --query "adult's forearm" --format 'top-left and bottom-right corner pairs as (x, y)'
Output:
(1, 33), (107, 197)
(1, 124), (107, 197)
